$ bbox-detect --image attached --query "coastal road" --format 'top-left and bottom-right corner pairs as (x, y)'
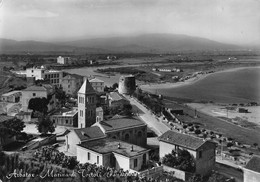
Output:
(124, 95), (169, 136)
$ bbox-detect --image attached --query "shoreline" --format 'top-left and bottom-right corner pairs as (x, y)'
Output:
(139, 66), (260, 91)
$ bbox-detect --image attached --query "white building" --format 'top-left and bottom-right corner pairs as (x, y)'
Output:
(57, 56), (71, 64)
(1, 91), (22, 103)
(89, 78), (105, 92)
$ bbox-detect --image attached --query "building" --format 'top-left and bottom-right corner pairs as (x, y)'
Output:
(243, 156), (260, 182)
(65, 126), (106, 155)
(66, 117), (147, 155)
(89, 78), (105, 92)
(57, 56), (71, 65)
(21, 84), (56, 112)
(93, 117), (147, 147)
(43, 70), (64, 86)
(60, 74), (83, 96)
(78, 79), (97, 128)
(108, 92), (130, 110)
(50, 107), (78, 127)
(158, 130), (216, 176)
(1, 91), (22, 103)
(26, 67), (64, 86)
(77, 138), (149, 172)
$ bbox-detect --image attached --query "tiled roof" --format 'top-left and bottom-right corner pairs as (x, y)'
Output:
(89, 78), (104, 83)
(158, 130), (206, 151)
(96, 117), (146, 132)
(78, 138), (149, 157)
(0, 115), (14, 123)
(24, 86), (47, 91)
(245, 156), (260, 173)
(78, 79), (96, 94)
(73, 126), (106, 141)
(109, 92), (127, 101)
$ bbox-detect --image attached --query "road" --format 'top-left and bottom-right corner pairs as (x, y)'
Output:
(124, 95), (169, 136)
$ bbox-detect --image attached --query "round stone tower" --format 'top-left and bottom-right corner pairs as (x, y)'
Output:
(118, 75), (136, 95)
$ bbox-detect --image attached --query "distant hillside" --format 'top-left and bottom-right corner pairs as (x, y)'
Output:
(0, 34), (242, 54)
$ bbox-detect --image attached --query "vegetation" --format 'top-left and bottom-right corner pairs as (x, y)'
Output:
(162, 149), (196, 173)
(28, 97), (49, 114)
(36, 115), (55, 135)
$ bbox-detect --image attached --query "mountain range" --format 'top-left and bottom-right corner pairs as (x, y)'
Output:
(0, 34), (243, 54)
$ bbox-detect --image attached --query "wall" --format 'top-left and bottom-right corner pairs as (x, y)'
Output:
(113, 153), (130, 171)
(61, 76), (83, 96)
(129, 152), (149, 171)
(66, 131), (80, 155)
(107, 126), (147, 147)
(244, 168), (260, 182)
(77, 146), (103, 166)
(90, 82), (104, 92)
(51, 115), (76, 127)
(138, 166), (163, 179)
(163, 165), (192, 181)
(26, 68), (44, 80)
(21, 90), (47, 111)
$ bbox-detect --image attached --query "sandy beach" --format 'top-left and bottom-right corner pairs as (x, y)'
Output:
(140, 66), (260, 91)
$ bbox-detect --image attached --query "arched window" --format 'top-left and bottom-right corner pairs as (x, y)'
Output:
(125, 133), (130, 141)
(138, 131), (142, 137)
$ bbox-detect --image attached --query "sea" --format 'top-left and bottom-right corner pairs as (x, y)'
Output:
(144, 67), (260, 104)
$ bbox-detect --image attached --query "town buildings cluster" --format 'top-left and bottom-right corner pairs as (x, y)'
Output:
(0, 57), (259, 181)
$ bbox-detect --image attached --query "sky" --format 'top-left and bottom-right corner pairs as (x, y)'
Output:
(0, 0), (259, 45)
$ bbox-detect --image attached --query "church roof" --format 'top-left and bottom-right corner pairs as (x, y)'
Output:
(89, 78), (104, 83)
(95, 117), (146, 133)
(73, 126), (106, 141)
(78, 79), (96, 94)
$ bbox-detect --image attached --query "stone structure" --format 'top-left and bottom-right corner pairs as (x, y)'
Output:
(158, 130), (216, 176)
(77, 79), (97, 128)
(118, 75), (136, 95)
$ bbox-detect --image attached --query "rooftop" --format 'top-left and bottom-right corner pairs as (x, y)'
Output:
(1, 90), (22, 97)
(78, 79), (96, 94)
(244, 156), (260, 173)
(89, 78), (104, 83)
(95, 117), (146, 132)
(0, 115), (14, 123)
(109, 92), (127, 101)
(62, 74), (83, 80)
(52, 108), (77, 117)
(23, 86), (47, 92)
(73, 126), (106, 141)
(78, 138), (149, 157)
(158, 130), (206, 151)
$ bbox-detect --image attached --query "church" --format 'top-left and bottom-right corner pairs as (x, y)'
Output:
(65, 79), (148, 157)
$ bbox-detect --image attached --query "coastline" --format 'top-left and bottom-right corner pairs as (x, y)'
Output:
(139, 66), (260, 91)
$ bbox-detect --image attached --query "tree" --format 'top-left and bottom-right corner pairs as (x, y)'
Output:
(28, 97), (49, 114)
(195, 129), (201, 135)
(253, 143), (258, 148)
(2, 118), (25, 136)
(188, 174), (202, 182)
(55, 87), (66, 107)
(36, 116), (55, 135)
(227, 142), (233, 148)
(162, 149), (196, 173)
(112, 83), (118, 90)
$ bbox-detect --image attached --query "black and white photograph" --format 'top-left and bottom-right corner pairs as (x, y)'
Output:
(0, 0), (259, 182)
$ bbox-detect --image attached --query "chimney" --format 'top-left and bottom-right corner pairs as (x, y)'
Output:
(118, 143), (121, 149)
(131, 145), (134, 152)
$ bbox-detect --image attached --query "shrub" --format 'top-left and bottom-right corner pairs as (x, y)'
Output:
(195, 129), (201, 135)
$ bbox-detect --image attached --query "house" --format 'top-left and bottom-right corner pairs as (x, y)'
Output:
(43, 70), (64, 86)
(243, 156), (260, 182)
(21, 84), (56, 112)
(57, 56), (72, 65)
(158, 130), (216, 176)
(93, 117), (147, 147)
(96, 107), (103, 122)
(50, 107), (78, 127)
(60, 74), (83, 96)
(108, 92), (130, 110)
(0, 115), (16, 147)
(77, 138), (149, 172)
(65, 126), (106, 155)
(89, 78), (105, 92)
(1, 91), (22, 103)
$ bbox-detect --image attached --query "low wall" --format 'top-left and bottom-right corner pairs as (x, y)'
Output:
(27, 134), (56, 150)
(163, 165), (193, 181)
(139, 166), (163, 178)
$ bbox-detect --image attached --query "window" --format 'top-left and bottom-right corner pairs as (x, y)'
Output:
(88, 152), (90, 160)
(68, 85), (70, 88)
(199, 151), (202, 158)
(97, 156), (99, 164)
(33, 93), (36, 96)
(66, 120), (68, 124)
(53, 119), (55, 123)
(125, 133), (130, 141)
(31, 70), (34, 73)
(134, 159), (138, 168)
